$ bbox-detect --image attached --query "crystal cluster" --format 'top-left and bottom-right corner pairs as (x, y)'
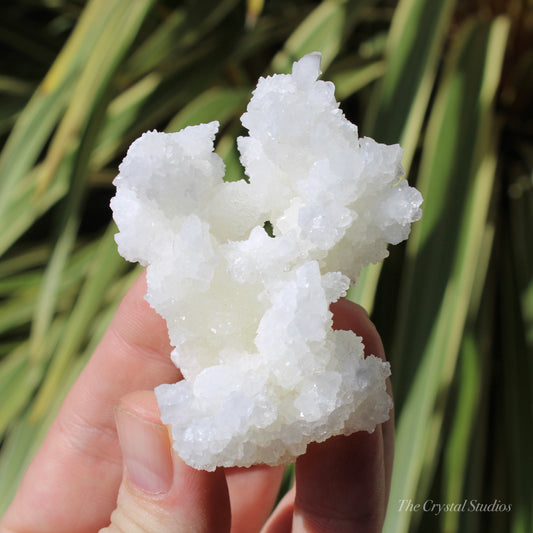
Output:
(111, 52), (422, 470)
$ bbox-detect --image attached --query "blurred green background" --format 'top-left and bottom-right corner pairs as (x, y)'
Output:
(0, 0), (531, 531)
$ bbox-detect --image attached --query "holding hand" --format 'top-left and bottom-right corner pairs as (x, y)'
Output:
(0, 273), (393, 533)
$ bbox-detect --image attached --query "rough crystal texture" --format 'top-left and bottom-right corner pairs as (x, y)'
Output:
(111, 52), (423, 471)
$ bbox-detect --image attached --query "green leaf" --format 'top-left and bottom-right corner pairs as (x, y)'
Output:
(166, 87), (250, 132)
(0, 0), (121, 218)
(30, 224), (126, 421)
(365, 0), (456, 170)
(354, 0), (456, 312)
(271, 0), (373, 74)
(383, 16), (510, 533)
(329, 58), (386, 101)
(441, 331), (482, 533)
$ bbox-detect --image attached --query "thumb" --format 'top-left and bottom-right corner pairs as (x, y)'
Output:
(100, 391), (230, 533)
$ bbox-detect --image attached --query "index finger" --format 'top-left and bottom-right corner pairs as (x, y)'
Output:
(293, 299), (394, 533)
(261, 298), (394, 533)
(2, 272), (180, 533)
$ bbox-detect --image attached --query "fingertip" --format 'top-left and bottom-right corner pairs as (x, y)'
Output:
(330, 298), (394, 511)
(330, 298), (385, 362)
(115, 401), (174, 495)
(117, 390), (162, 425)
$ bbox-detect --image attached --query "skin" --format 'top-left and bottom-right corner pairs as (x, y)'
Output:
(0, 272), (394, 533)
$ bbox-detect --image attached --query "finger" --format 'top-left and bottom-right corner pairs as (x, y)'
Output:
(292, 431), (386, 533)
(261, 298), (393, 533)
(330, 298), (385, 361)
(228, 303), (381, 533)
(99, 391), (230, 533)
(261, 487), (294, 533)
(225, 464), (285, 533)
(1, 272), (180, 533)
(331, 298), (395, 501)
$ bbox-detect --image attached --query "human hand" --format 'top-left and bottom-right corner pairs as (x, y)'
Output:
(0, 272), (393, 533)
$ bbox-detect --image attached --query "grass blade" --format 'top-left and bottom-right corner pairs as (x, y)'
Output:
(0, 0), (120, 215)
(271, 0), (374, 74)
(383, 15), (510, 533)
(365, 0), (455, 170)
(167, 87), (250, 132)
(30, 224), (126, 420)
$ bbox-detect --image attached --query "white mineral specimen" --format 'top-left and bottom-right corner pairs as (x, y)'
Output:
(111, 52), (422, 471)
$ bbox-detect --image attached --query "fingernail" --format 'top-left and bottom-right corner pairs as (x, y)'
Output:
(115, 406), (173, 494)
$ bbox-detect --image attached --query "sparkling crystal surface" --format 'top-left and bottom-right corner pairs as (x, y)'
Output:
(111, 52), (423, 470)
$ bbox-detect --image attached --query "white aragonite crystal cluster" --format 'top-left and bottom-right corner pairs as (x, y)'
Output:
(111, 52), (422, 471)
